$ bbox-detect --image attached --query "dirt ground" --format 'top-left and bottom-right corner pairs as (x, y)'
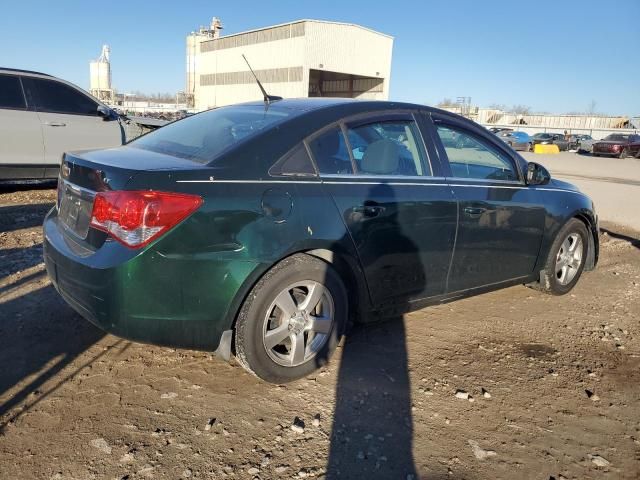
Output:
(1, 184), (639, 480)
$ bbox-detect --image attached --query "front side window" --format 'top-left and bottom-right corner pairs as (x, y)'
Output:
(27, 78), (98, 115)
(347, 120), (430, 176)
(131, 105), (294, 164)
(0, 75), (26, 109)
(436, 124), (519, 182)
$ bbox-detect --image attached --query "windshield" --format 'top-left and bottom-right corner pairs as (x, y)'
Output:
(603, 134), (629, 141)
(532, 133), (547, 138)
(129, 105), (294, 164)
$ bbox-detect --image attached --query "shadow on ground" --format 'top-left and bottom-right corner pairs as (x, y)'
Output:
(0, 283), (106, 432)
(601, 228), (640, 250)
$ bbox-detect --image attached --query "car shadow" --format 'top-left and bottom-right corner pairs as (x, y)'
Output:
(0, 282), (106, 432)
(600, 228), (640, 250)
(0, 202), (55, 234)
(322, 183), (424, 479)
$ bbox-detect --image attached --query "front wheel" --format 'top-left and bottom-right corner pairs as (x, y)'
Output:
(539, 219), (589, 295)
(235, 254), (347, 383)
(619, 148), (629, 159)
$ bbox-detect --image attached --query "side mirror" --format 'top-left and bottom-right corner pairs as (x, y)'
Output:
(526, 162), (551, 186)
(97, 105), (113, 120)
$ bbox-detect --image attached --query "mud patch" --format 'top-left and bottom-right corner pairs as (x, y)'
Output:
(519, 343), (557, 358)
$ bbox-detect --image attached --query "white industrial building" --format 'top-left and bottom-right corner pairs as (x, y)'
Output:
(186, 18), (394, 111)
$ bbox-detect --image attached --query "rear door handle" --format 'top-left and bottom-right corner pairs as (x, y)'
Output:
(463, 206), (486, 217)
(44, 122), (66, 127)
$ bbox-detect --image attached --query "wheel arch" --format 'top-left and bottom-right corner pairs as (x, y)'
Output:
(218, 244), (371, 358)
(572, 210), (599, 271)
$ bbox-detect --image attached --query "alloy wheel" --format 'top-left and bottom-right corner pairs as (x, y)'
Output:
(555, 233), (583, 285)
(262, 281), (335, 367)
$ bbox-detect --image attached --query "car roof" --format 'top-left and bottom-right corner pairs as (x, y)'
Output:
(235, 97), (432, 114)
(0, 67), (53, 77)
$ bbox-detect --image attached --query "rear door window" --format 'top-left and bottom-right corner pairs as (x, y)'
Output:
(0, 75), (26, 109)
(435, 124), (519, 182)
(346, 119), (430, 176)
(24, 77), (99, 115)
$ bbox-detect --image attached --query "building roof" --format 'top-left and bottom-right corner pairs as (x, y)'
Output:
(200, 19), (394, 44)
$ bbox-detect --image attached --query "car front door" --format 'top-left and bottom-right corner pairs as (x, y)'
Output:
(0, 74), (44, 176)
(21, 77), (122, 167)
(307, 112), (458, 307)
(429, 114), (546, 293)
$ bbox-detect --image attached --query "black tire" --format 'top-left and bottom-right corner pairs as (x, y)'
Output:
(538, 218), (589, 296)
(235, 254), (347, 383)
(619, 148), (629, 159)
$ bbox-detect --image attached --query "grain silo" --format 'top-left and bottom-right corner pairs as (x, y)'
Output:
(89, 45), (113, 102)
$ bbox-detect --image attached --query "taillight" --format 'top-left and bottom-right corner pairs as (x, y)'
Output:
(90, 190), (202, 248)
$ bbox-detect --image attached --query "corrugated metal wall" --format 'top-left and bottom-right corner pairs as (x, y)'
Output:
(191, 20), (393, 110)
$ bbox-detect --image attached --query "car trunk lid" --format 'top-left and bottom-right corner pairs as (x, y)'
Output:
(57, 147), (210, 242)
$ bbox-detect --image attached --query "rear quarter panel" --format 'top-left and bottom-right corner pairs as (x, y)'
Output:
(125, 171), (360, 335)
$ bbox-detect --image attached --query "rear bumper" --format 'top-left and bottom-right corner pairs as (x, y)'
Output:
(43, 207), (257, 351)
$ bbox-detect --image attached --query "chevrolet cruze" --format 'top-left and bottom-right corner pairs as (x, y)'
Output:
(44, 99), (598, 383)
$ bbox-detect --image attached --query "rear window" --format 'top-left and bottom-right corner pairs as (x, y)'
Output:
(130, 106), (294, 164)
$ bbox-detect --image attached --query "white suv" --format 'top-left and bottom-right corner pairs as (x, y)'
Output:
(0, 68), (123, 180)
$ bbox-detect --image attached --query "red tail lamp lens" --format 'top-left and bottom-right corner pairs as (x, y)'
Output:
(90, 190), (202, 248)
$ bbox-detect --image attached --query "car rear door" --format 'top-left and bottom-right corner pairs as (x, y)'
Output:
(21, 76), (122, 167)
(427, 113), (545, 293)
(307, 111), (457, 306)
(0, 74), (44, 176)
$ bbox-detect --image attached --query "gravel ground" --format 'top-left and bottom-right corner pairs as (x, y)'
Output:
(0, 184), (639, 480)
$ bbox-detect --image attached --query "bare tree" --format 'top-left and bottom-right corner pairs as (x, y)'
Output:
(436, 98), (455, 107)
(488, 103), (508, 111)
(511, 104), (531, 115)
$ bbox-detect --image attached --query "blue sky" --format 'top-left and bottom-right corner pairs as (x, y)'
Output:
(1, 0), (638, 115)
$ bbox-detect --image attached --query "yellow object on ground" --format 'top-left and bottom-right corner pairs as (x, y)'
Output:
(534, 144), (560, 154)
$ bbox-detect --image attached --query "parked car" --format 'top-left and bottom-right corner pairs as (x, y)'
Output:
(572, 134), (595, 153)
(592, 133), (640, 158)
(44, 99), (599, 383)
(632, 139), (640, 158)
(530, 132), (570, 151)
(488, 127), (513, 134)
(0, 67), (124, 180)
(495, 130), (532, 151)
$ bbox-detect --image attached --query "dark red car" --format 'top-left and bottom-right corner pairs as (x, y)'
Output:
(592, 133), (640, 158)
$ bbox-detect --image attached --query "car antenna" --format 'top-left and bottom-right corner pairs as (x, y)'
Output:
(242, 54), (282, 106)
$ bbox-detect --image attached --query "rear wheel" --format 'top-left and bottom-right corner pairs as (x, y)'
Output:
(235, 254), (347, 383)
(538, 219), (589, 295)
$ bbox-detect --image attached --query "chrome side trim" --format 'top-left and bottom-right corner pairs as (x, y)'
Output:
(175, 178), (583, 194)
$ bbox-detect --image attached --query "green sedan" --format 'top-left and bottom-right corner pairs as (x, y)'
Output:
(44, 98), (599, 383)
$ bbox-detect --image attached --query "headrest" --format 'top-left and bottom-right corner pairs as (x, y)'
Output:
(361, 139), (399, 175)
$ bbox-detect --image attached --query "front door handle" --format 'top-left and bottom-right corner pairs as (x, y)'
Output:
(354, 205), (385, 217)
(44, 122), (66, 127)
(463, 206), (486, 217)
